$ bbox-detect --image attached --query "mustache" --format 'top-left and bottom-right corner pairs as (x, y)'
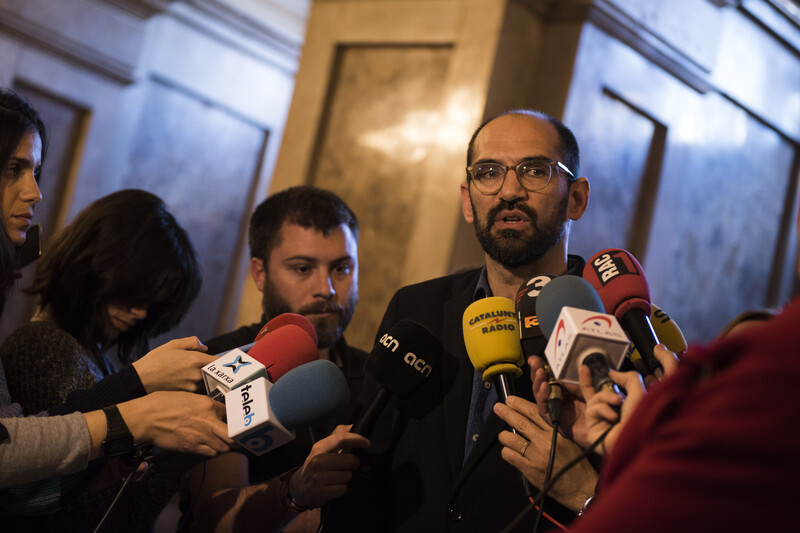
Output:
(298, 301), (346, 315)
(487, 200), (538, 228)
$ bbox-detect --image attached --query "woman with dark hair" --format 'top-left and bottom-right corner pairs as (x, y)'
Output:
(0, 90), (230, 531)
(0, 189), (204, 531)
(0, 189), (203, 409)
(0, 89), (44, 312)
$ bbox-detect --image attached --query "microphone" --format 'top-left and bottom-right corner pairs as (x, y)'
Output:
(202, 324), (318, 399)
(515, 274), (556, 358)
(536, 275), (629, 388)
(627, 303), (687, 369)
(350, 320), (442, 437)
(582, 249), (664, 379)
(226, 359), (349, 455)
(463, 297), (524, 402)
(254, 312), (319, 345)
(515, 275), (564, 423)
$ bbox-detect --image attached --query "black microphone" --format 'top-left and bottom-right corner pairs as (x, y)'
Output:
(515, 275), (564, 424)
(351, 320), (442, 437)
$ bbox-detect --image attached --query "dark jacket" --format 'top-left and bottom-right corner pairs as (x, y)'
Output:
(323, 258), (585, 532)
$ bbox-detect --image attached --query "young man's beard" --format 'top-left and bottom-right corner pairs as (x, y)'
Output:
(261, 278), (357, 349)
(471, 193), (570, 269)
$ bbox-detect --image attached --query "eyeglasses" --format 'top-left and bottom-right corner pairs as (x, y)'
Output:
(465, 158), (575, 195)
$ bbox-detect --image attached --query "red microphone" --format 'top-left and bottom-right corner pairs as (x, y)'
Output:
(254, 313), (318, 345)
(247, 324), (318, 382)
(582, 249), (664, 379)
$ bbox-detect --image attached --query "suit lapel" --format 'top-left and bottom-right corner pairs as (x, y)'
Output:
(441, 274), (480, 481)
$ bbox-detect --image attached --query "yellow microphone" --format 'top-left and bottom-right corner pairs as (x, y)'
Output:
(462, 296), (523, 401)
(628, 303), (688, 367)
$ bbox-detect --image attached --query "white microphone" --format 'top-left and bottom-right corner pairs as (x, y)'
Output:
(202, 348), (268, 401)
(537, 276), (629, 386)
(225, 359), (349, 455)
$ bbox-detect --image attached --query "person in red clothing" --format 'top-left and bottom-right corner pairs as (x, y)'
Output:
(495, 216), (800, 531)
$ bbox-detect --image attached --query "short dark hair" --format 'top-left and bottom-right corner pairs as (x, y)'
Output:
(466, 109), (580, 180)
(27, 189), (202, 362)
(0, 90), (48, 314)
(248, 185), (359, 262)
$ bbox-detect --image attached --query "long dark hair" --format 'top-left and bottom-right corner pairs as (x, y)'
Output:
(27, 189), (202, 362)
(0, 90), (48, 315)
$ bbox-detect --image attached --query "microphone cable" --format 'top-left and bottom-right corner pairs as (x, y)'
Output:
(531, 368), (564, 533)
(501, 423), (615, 533)
(92, 468), (135, 533)
(92, 445), (154, 533)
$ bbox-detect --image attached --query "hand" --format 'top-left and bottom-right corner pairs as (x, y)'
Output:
(529, 356), (590, 448)
(118, 391), (233, 456)
(132, 336), (216, 393)
(642, 344), (680, 389)
(288, 425), (370, 509)
(494, 396), (598, 512)
(579, 366), (646, 456)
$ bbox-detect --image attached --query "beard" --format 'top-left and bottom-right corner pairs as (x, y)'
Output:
(471, 193), (570, 269)
(261, 277), (357, 349)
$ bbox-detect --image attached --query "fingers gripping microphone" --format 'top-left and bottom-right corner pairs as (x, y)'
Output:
(225, 360), (349, 455)
(351, 320), (443, 437)
(583, 249), (664, 379)
(463, 297), (524, 402)
(536, 276), (629, 390)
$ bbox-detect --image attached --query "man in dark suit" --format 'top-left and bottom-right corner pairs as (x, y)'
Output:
(322, 110), (598, 532)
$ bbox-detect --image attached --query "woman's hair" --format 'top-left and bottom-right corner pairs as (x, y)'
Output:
(0, 90), (47, 315)
(27, 189), (202, 362)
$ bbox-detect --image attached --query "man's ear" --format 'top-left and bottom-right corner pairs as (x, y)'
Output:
(250, 257), (266, 292)
(567, 177), (590, 221)
(460, 182), (475, 224)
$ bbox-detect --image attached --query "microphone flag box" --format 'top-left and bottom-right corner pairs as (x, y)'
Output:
(202, 348), (268, 398)
(544, 306), (629, 385)
(225, 377), (295, 456)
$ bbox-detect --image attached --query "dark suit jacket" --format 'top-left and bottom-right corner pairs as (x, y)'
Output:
(323, 260), (584, 532)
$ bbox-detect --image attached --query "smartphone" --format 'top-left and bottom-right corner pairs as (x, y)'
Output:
(15, 224), (42, 270)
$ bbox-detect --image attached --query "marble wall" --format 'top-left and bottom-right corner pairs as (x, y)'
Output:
(0, 0), (306, 345)
(272, 0), (800, 348)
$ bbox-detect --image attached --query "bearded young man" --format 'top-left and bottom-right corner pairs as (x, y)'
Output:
(321, 110), (598, 533)
(179, 186), (369, 533)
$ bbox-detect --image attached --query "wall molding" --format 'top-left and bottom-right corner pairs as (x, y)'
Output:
(0, 8), (138, 84)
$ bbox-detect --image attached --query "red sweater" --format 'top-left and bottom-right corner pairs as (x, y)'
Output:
(571, 297), (800, 532)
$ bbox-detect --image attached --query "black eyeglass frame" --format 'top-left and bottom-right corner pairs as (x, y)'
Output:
(465, 158), (575, 194)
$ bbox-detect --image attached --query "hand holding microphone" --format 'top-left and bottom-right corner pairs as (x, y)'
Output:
(132, 336), (216, 394)
(536, 275), (629, 448)
(286, 424), (370, 510)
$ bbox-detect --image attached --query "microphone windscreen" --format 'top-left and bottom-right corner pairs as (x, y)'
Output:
(366, 320), (442, 398)
(463, 297), (523, 380)
(268, 359), (349, 428)
(583, 249), (651, 319)
(255, 313), (318, 345)
(536, 275), (604, 338)
(247, 324), (318, 382)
